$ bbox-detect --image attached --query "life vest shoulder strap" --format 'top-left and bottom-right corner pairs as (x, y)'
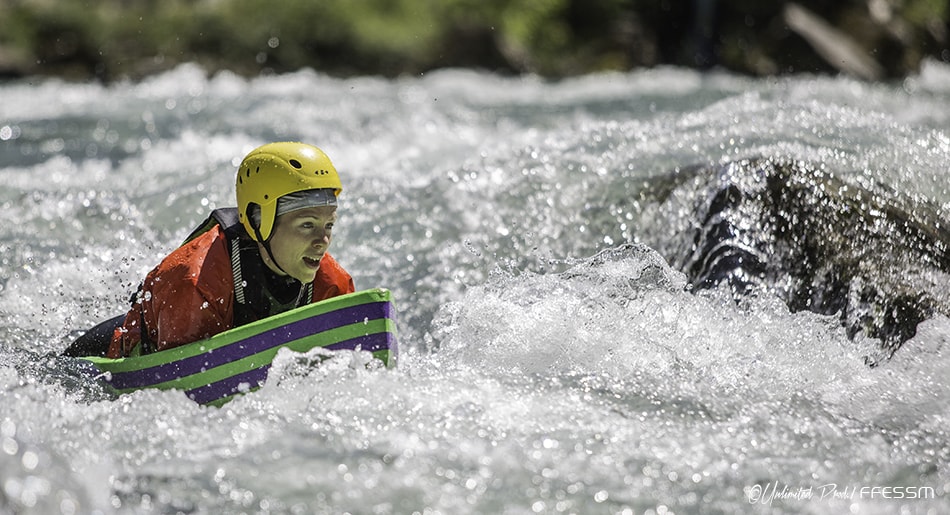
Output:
(181, 207), (243, 245)
(178, 207), (254, 307)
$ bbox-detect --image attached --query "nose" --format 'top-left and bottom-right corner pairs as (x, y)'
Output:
(312, 230), (330, 247)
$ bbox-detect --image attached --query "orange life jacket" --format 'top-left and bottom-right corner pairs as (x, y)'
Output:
(107, 208), (354, 358)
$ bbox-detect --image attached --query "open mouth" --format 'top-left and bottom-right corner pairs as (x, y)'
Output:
(303, 256), (321, 268)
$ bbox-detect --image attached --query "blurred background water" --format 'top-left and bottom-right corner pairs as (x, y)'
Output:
(1, 59), (949, 514)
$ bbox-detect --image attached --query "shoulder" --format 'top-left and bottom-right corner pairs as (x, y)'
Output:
(314, 252), (355, 297)
(318, 253), (350, 280)
(318, 252), (345, 272)
(147, 225), (232, 290)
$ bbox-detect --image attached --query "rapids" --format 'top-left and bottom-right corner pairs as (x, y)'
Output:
(2, 62), (950, 514)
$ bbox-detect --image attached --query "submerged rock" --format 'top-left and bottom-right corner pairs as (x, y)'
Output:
(638, 157), (950, 356)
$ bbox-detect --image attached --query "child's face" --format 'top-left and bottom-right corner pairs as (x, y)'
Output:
(262, 206), (337, 282)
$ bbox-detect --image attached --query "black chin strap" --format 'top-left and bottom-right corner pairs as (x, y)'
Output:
(262, 240), (291, 277)
(252, 225), (291, 277)
(249, 210), (313, 307)
(257, 235), (313, 309)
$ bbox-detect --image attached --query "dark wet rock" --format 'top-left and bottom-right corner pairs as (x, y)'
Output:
(638, 157), (950, 355)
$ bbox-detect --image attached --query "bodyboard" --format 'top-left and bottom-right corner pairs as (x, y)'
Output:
(81, 288), (397, 406)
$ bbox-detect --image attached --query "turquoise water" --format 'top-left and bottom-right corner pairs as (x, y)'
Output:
(2, 62), (949, 514)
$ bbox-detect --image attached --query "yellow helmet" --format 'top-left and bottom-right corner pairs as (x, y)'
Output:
(236, 142), (342, 242)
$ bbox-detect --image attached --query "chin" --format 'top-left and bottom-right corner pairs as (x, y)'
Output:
(297, 271), (318, 283)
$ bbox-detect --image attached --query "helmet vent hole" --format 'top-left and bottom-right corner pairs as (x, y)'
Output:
(264, 194), (269, 199)
(289, 159), (302, 169)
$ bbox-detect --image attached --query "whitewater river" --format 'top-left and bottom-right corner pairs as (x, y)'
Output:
(2, 62), (949, 514)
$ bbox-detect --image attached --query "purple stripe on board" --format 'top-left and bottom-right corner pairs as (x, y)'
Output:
(325, 332), (395, 352)
(185, 366), (269, 405)
(184, 331), (396, 405)
(108, 301), (391, 390)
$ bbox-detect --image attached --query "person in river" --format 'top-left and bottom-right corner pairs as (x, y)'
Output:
(63, 142), (354, 358)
